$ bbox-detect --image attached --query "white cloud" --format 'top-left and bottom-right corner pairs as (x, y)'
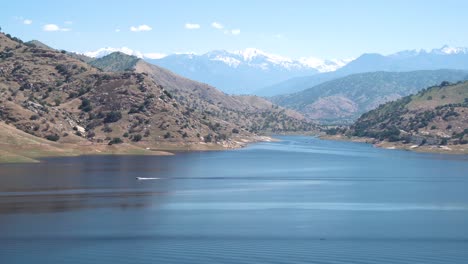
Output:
(211, 22), (223, 29)
(23, 19), (32, 25)
(231, 29), (241, 35)
(64, 21), (73, 25)
(185, 23), (200, 29)
(43, 24), (59, 31)
(115, 28), (121, 32)
(130, 24), (152, 32)
(144, 53), (167, 59)
(43, 24), (71, 32)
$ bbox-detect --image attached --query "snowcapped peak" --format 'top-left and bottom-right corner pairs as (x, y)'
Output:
(437, 45), (468, 55)
(236, 48), (267, 61)
(298, 57), (354, 73)
(233, 48), (293, 64)
(200, 48), (352, 71)
(205, 50), (231, 58)
(82, 47), (353, 72)
(420, 45), (468, 55)
(211, 56), (241, 67)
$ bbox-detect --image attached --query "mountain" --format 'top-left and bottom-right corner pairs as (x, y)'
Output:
(338, 46), (468, 74)
(91, 52), (316, 134)
(271, 70), (468, 123)
(25, 40), (53, 50)
(0, 32), (315, 161)
(0, 33), (225, 148)
(344, 81), (468, 149)
(145, 49), (314, 94)
(258, 45), (468, 96)
(25, 39), (95, 63)
(89, 52), (139, 72)
(83, 47), (351, 94)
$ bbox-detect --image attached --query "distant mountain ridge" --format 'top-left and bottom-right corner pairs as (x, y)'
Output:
(272, 70), (468, 123)
(82, 47), (351, 94)
(258, 45), (468, 96)
(81, 45), (468, 95)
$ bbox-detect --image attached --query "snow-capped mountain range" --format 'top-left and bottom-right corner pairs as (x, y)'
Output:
(83, 47), (351, 73)
(82, 47), (352, 94)
(82, 45), (468, 94)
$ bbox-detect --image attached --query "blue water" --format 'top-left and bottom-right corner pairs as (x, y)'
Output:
(1, 136), (468, 263)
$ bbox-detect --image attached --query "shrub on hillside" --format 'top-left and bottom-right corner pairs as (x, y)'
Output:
(45, 134), (60, 142)
(103, 111), (122, 123)
(108, 137), (123, 145)
(132, 134), (142, 142)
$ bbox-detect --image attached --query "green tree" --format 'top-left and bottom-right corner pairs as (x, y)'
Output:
(103, 111), (122, 123)
(108, 137), (123, 145)
(132, 134), (142, 142)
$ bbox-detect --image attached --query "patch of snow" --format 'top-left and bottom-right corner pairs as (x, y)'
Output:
(434, 45), (468, 55)
(211, 56), (241, 67)
(298, 57), (354, 72)
(82, 47), (354, 72)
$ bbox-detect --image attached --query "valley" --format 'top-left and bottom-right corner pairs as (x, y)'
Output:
(1, 28), (468, 162)
(1, 3), (468, 264)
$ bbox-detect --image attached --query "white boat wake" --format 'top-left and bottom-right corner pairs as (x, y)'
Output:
(136, 177), (160, 180)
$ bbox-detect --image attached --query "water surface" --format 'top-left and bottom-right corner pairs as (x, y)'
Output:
(1, 136), (468, 263)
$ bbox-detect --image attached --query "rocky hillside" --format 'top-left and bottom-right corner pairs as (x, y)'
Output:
(344, 81), (468, 147)
(0, 32), (315, 156)
(272, 70), (468, 123)
(92, 52), (316, 134)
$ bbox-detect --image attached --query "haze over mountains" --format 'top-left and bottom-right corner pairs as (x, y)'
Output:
(83, 47), (350, 94)
(83, 45), (468, 96)
(258, 45), (468, 96)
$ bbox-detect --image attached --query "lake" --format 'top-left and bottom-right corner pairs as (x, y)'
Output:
(1, 136), (468, 264)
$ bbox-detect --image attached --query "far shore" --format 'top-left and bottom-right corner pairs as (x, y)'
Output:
(321, 134), (468, 155)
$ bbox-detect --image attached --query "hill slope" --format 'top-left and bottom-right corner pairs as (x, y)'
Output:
(89, 52), (139, 72)
(272, 70), (468, 123)
(346, 81), (468, 147)
(92, 52), (316, 134)
(1, 32), (291, 155)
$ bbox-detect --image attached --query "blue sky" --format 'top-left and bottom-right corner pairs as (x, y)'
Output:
(2, 0), (468, 59)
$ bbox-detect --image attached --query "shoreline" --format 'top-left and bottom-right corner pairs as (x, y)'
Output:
(2, 131), (466, 164)
(320, 134), (468, 155)
(0, 134), (276, 164)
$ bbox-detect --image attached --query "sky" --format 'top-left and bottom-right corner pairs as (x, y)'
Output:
(2, 0), (468, 59)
